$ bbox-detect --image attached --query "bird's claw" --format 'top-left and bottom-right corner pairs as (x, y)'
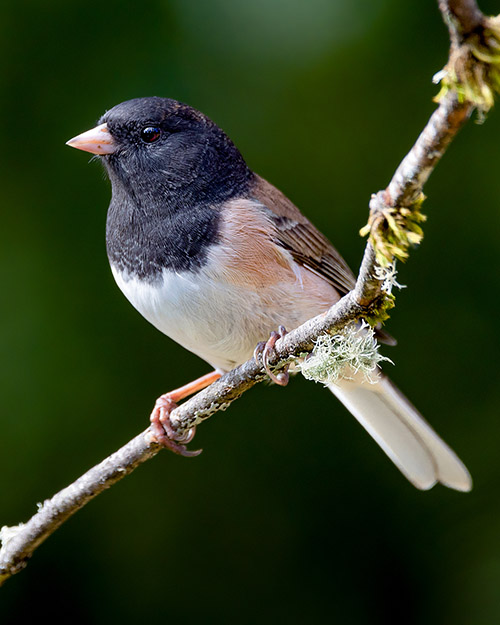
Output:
(254, 325), (290, 386)
(150, 394), (202, 457)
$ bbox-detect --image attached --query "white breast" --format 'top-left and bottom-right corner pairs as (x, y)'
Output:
(111, 250), (339, 372)
(111, 264), (270, 371)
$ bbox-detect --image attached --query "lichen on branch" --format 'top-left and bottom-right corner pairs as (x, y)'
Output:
(360, 192), (427, 267)
(299, 322), (393, 386)
(436, 14), (500, 114)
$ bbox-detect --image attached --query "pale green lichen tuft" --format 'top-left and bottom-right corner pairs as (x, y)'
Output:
(299, 322), (393, 386)
(435, 15), (500, 116)
(374, 261), (406, 295)
(360, 193), (426, 267)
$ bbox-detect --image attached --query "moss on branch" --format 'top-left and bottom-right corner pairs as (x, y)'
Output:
(436, 15), (500, 115)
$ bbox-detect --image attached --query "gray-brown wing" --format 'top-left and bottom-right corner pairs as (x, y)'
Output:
(250, 175), (356, 297)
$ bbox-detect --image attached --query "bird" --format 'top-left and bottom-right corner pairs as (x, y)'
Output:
(66, 96), (472, 492)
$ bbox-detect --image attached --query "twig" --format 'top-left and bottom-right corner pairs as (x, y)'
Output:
(439, 0), (485, 42)
(0, 0), (494, 587)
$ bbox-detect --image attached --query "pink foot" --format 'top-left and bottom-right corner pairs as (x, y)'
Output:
(150, 394), (201, 457)
(254, 325), (289, 386)
(148, 370), (222, 457)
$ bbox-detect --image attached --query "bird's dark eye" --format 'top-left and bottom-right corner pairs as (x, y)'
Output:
(140, 126), (162, 143)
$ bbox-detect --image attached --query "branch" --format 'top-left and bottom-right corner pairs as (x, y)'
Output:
(439, 0), (485, 43)
(436, 0), (500, 113)
(0, 0), (496, 587)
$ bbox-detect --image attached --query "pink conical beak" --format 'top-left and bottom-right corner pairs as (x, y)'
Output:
(66, 123), (117, 155)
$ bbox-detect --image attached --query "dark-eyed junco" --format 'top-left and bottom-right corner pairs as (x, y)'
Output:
(67, 97), (471, 491)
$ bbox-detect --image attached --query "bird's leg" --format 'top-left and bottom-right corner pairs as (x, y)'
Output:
(150, 370), (222, 457)
(254, 325), (289, 386)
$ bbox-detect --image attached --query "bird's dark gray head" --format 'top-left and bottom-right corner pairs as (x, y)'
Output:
(68, 96), (254, 209)
(67, 97), (255, 278)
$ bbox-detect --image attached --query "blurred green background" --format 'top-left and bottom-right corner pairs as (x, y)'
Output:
(1, 0), (499, 623)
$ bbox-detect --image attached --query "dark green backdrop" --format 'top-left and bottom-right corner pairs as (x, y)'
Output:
(1, 1), (499, 623)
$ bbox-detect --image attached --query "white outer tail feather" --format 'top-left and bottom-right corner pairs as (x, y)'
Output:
(328, 375), (472, 491)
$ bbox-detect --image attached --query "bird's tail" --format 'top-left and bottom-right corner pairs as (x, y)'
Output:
(328, 375), (472, 491)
